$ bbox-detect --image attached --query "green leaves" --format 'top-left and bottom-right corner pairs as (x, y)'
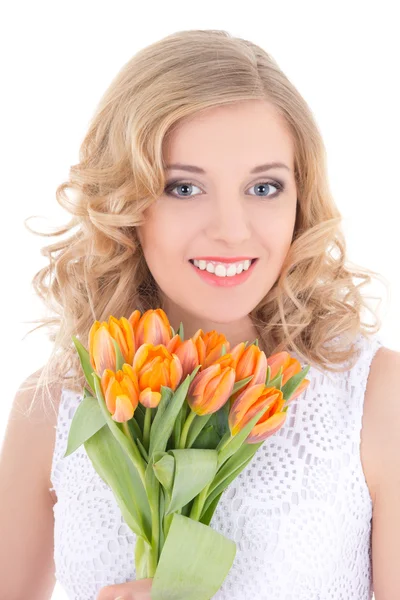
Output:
(71, 335), (96, 394)
(63, 394), (106, 458)
(201, 440), (263, 521)
(149, 368), (200, 458)
(152, 449), (218, 515)
(84, 421), (152, 545)
(151, 513), (236, 600)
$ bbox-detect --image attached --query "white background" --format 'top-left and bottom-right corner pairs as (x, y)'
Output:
(0, 1), (398, 598)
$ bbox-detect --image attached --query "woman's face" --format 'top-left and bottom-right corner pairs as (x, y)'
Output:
(137, 99), (298, 330)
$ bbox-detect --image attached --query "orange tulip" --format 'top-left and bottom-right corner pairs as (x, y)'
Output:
(173, 338), (202, 379)
(187, 364), (236, 416)
(132, 343), (183, 408)
(192, 329), (231, 369)
(267, 351), (302, 386)
(228, 383), (287, 444)
(89, 316), (135, 376)
(100, 363), (140, 423)
(133, 308), (173, 347)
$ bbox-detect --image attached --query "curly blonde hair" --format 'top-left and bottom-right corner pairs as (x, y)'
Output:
(20, 29), (388, 419)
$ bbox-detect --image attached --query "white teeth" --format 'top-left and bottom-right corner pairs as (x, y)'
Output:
(192, 258), (255, 277)
(206, 263), (215, 273)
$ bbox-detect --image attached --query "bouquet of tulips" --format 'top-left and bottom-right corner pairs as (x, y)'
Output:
(64, 308), (310, 600)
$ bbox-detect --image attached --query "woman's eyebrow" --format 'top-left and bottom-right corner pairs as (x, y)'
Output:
(165, 162), (291, 174)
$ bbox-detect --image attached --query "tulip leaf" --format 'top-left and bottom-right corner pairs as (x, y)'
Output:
(177, 321), (184, 340)
(135, 535), (152, 579)
(151, 513), (236, 600)
(199, 491), (223, 526)
(84, 421), (152, 546)
(252, 338), (259, 347)
(159, 486), (167, 547)
(202, 449), (258, 521)
(210, 400), (231, 438)
(202, 441), (263, 518)
(231, 375), (253, 396)
(153, 453), (175, 493)
(191, 424), (221, 449)
(161, 449), (218, 516)
(221, 344), (227, 356)
(136, 436), (149, 462)
(149, 386), (174, 449)
(217, 401), (274, 468)
(186, 413), (213, 448)
(268, 372), (283, 390)
(72, 335), (96, 395)
(133, 402), (146, 430)
(265, 364), (271, 385)
(111, 338), (125, 372)
(63, 395), (106, 458)
(148, 375), (193, 458)
(281, 364), (311, 402)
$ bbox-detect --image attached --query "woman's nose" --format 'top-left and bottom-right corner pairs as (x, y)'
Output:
(204, 196), (252, 246)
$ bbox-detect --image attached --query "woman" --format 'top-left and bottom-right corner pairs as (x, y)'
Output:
(1, 29), (399, 600)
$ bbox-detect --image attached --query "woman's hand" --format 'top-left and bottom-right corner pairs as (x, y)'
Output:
(96, 577), (153, 600)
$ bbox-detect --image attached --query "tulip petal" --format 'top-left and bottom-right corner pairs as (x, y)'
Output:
(267, 351), (291, 380)
(170, 354), (183, 390)
(228, 383), (267, 435)
(199, 368), (236, 415)
(93, 326), (116, 375)
(112, 394), (135, 423)
(188, 364), (221, 397)
(246, 411), (287, 443)
(140, 388), (162, 408)
(282, 358), (302, 386)
(89, 321), (102, 372)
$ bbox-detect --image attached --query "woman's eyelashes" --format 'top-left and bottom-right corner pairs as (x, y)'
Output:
(163, 179), (285, 200)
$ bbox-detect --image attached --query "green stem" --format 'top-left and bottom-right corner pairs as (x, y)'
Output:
(189, 482), (210, 521)
(143, 407), (152, 451)
(130, 416), (143, 441)
(178, 409), (197, 449)
(93, 374), (147, 486)
(147, 478), (161, 575)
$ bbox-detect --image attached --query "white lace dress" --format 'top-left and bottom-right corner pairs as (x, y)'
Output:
(49, 332), (383, 600)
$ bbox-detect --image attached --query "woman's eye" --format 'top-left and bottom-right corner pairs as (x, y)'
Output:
(247, 181), (283, 198)
(165, 181), (202, 198)
(164, 180), (284, 199)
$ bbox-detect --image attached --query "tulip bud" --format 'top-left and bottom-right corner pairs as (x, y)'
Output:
(132, 343), (183, 408)
(228, 383), (286, 444)
(100, 364), (140, 423)
(134, 308), (173, 347)
(89, 316), (135, 376)
(188, 364), (236, 416)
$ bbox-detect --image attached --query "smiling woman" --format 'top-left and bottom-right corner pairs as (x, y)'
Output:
(136, 100), (297, 327)
(1, 27), (398, 600)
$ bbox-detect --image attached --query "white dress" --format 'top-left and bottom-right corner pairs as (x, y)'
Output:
(50, 332), (383, 600)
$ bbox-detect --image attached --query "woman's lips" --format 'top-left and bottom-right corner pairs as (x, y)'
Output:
(189, 258), (258, 288)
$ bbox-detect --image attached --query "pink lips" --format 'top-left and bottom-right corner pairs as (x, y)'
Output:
(189, 258), (258, 288)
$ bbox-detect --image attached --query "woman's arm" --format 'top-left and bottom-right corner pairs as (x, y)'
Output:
(361, 347), (400, 599)
(0, 369), (60, 599)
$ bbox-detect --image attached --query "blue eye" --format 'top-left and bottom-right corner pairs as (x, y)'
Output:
(164, 180), (284, 199)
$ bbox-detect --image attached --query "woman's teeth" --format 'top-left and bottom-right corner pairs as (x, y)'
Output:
(191, 259), (254, 277)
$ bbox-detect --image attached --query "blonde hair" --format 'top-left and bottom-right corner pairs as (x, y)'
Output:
(21, 29), (388, 419)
